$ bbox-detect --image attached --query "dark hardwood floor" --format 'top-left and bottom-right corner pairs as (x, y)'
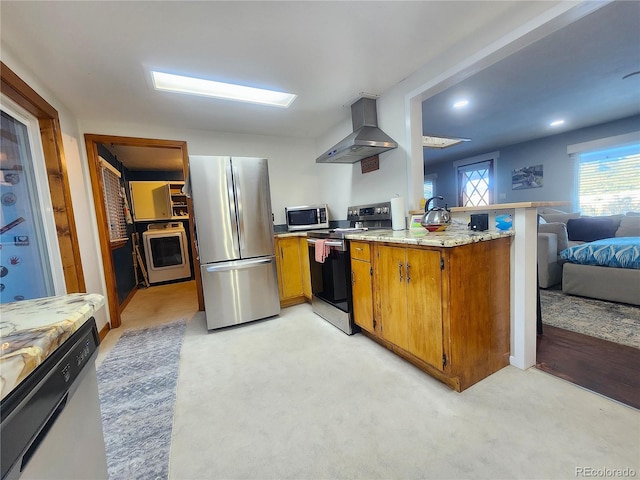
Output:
(536, 324), (640, 410)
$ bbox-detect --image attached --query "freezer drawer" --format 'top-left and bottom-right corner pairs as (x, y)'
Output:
(201, 256), (280, 330)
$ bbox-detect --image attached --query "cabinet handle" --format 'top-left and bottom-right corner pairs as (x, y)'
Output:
(398, 261), (403, 282)
(280, 247), (283, 258)
(355, 247), (363, 252)
(406, 263), (411, 283)
(351, 270), (355, 285)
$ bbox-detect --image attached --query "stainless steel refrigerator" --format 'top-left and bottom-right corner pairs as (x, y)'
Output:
(189, 155), (280, 330)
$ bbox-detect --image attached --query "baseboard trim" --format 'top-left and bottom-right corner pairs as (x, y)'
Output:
(98, 322), (110, 342)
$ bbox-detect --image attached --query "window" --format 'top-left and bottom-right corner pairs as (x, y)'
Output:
(100, 157), (128, 243)
(577, 143), (640, 215)
(457, 159), (493, 207)
(423, 173), (436, 199)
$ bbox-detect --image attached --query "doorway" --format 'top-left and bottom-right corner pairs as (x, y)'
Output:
(84, 134), (203, 329)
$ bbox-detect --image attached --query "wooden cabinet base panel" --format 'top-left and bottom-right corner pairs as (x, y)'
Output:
(361, 327), (509, 392)
(280, 295), (308, 308)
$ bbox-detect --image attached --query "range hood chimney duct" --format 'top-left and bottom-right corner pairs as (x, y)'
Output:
(316, 97), (398, 164)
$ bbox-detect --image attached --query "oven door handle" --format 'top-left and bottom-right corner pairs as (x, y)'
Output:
(306, 238), (344, 247)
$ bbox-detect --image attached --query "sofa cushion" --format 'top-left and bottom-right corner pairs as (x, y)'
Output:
(538, 222), (569, 252)
(566, 217), (617, 242)
(539, 211), (580, 225)
(597, 214), (624, 230)
(616, 215), (640, 237)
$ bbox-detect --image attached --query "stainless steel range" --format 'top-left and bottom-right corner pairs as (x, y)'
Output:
(307, 201), (392, 334)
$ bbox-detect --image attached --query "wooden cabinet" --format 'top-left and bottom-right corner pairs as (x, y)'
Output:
(275, 236), (309, 307)
(299, 237), (312, 300)
(129, 181), (188, 221)
(129, 181), (170, 220)
(350, 241), (374, 333)
(370, 237), (510, 391)
(377, 245), (442, 368)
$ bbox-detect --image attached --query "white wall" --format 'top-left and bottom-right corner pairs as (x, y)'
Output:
(315, 1), (587, 216)
(77, 119), (329, 225)
(1, 1), (584, 333)
(2, 47), (109, 329)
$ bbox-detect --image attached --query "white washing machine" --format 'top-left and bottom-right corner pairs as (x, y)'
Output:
(142, 222), (191, 284)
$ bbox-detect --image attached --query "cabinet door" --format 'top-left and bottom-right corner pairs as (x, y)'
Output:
(351, 258), (373, 332)
(130, 181), (170, 220)
(377, 245), (408, 350)
(406, 248), (444, 370)
(299, 237), (312, 300)
(277, 237), (303, 299)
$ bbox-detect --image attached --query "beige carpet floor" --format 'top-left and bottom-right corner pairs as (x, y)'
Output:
(97, 282), (639, 479)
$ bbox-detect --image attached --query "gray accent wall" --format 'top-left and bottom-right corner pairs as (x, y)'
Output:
(424, 115), (640, 210)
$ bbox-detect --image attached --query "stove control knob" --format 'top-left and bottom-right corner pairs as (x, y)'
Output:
(382, 207), (389, 214)
(376, 207), (381, 214)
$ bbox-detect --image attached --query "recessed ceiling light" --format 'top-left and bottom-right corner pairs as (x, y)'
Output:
(151, 71), (297, 108)
(453, 99), (469, 109)
(549, 119), (565, 127)
(423, 135), (471, 149)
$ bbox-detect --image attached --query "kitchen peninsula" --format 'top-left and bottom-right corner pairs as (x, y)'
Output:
(345, 227), (513, 391)
(1, 294), (108, 479)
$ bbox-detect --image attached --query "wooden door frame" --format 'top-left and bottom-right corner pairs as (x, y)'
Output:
(1, 62), (86, 293)
(84, 134), (204, 328)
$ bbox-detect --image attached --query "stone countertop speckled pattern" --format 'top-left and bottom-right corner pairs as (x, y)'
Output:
(274, 231), (308, 238)
(344, 226), (514, 247)
(0, 293), (105, 400)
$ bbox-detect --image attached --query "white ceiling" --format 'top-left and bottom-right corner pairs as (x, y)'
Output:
(3, 2), (636, 172)
(421, 1), (640, 164)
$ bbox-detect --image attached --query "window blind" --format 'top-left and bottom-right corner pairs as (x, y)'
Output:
(578, 144), (640, 216)
(100, 158), (128, 242)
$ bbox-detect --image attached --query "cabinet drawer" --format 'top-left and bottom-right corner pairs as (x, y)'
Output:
(350, 241), (370, 261)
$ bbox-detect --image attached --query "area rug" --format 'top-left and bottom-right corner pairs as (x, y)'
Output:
(540, 290), (640, 349)
(97, 319), (187, 480)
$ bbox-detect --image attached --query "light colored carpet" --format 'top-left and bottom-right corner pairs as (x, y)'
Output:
(540, 289), (640, 348)
(97, 319), (186, 480)
(169, 305), (639, 480)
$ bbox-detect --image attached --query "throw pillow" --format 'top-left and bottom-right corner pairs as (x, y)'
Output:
(596, 214), (624, 230)
(566, 217), (616, 242)
(615, 215), (640, 237)
(539, 211), (580, 225)
(538, 222), (569, 252)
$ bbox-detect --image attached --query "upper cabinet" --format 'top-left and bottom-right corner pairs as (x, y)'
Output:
(129, 181), (188, 221)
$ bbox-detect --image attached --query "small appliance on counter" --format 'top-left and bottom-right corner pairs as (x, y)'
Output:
(420, 196), (452, 232)
(307, 201), (392, 335)
(285, 204), (329, 231)
(469, 213), (489, 231)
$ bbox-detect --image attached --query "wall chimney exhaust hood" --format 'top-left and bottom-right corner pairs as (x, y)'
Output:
(316, 97), (398, 164)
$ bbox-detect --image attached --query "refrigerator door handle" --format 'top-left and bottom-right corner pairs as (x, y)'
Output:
(226, 162), (241, 255)
(232, 163), (246, 251)
(205, 257), (273, 273)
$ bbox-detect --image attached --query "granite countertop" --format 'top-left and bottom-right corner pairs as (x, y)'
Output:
(274, 231), (308, 238)
(345, 225), (514, 247)
(0, 293), (105, 401)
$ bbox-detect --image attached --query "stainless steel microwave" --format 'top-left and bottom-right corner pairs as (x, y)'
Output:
(285, 204), (329, 231)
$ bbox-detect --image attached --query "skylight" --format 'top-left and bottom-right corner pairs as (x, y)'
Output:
(151, 71), (297, 108)
(423, 135), (471, 149)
